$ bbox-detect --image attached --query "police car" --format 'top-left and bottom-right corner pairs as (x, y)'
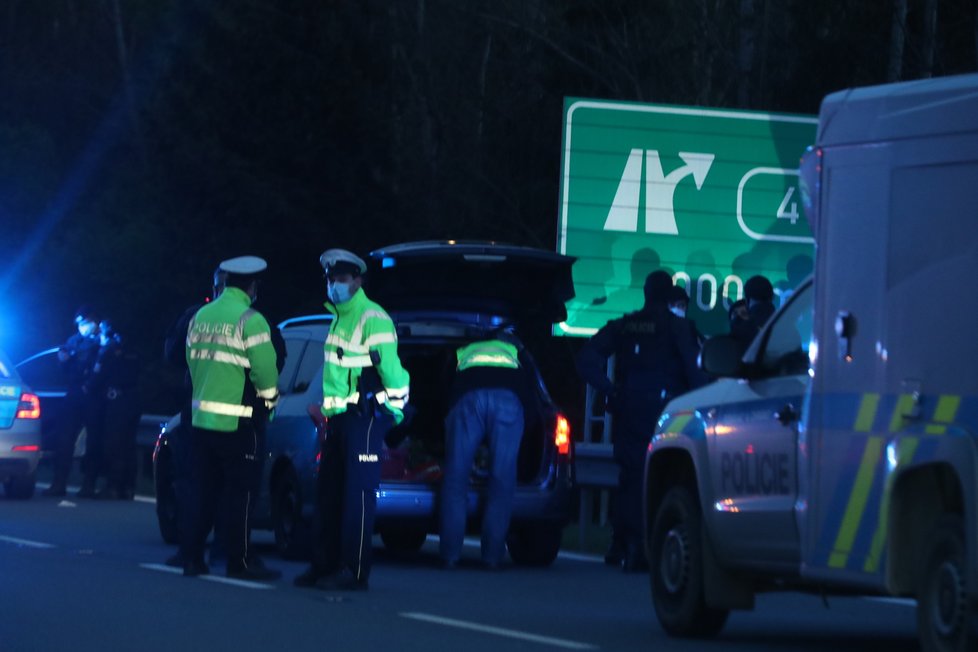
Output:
(154, 241), (577, 566)
(0, 348), (42, 498)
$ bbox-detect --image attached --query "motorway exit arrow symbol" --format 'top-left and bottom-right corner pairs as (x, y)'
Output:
(603, 149), (715, 235)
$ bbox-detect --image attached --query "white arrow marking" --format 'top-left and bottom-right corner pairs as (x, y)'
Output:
(602, 148), (644, 232)
(644, 151), (714, 235)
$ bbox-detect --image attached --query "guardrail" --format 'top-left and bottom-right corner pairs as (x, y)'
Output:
(574, 442), (617, 550)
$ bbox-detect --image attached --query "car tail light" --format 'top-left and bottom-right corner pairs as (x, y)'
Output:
(12, 445), (40, 452)
(16, 393), (40, 419)
(554, 414), (570, 456)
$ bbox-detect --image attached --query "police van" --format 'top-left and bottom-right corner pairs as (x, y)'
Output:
(642, 73), (978, 652)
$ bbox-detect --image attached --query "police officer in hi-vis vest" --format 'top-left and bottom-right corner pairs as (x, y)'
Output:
(294, 249), (410, 591)
(179, 256), (281, 581)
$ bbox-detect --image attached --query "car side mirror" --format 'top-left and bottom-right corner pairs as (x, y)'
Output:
(701, 335), (747, 378)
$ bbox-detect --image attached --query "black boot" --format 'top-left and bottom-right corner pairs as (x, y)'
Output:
(76, 476), (97, 498)
(604, 534), (625, 566)
(622, 540), (649, 573)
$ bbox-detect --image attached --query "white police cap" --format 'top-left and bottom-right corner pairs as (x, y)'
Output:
(219, 255), (268, 276)
(319, 249), (366, 275)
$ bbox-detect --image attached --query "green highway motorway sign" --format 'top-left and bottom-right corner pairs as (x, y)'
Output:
(556, 98), (818, 337)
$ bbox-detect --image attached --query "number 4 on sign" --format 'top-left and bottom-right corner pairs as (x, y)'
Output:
(777, 186), (800, 225)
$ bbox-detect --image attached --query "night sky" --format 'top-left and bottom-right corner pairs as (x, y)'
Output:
(0, 0), (975, 411)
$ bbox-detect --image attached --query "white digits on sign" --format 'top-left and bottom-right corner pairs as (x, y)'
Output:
(722, 275), (744, 310)
(697, 274), (717, 311)
(777, 186), (800, 225)
(671, 272), (691, 294)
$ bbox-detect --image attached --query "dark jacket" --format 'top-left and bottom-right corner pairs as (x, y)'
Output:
(577, 303), (708, 407)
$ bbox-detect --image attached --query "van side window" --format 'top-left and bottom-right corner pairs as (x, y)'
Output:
(759, 283), (813, 377)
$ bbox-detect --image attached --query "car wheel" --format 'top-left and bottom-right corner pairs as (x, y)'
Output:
(154, 448), (179, 544)
(272, 467), (310, 560)
(4, 471), (36, 499)
(379, 527), (428, 553)
(649, 486), (728, 638)
(506, 523), (563, 567)
(917, 515), (978, 652)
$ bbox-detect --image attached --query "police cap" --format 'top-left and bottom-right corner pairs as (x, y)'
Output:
(744, 275), (774, 302)
(219, 255), (268, 276)
(319, 249), (366, 276)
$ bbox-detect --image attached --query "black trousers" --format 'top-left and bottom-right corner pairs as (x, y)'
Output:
(179, 422), (258, 573)
(100, 390), (139, 492)
(311, 408), (392, 582)
(612, 396), (666, 547)
(52, 390), (101, 486)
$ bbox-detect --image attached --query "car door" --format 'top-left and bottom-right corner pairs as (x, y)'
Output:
(15, 348), (70, 454)
(708, 281), (813, 568)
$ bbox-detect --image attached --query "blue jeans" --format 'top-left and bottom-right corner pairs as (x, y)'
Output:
(439, 389), (524, 565)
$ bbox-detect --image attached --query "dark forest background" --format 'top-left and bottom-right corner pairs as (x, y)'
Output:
(0, 0), (975, 414)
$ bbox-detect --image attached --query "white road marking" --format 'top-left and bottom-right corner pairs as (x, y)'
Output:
(400, 612), (597, 650)
(140, 563), (274, 590)
(0, 534), (56, 549)
(867, 597), (916, 607)
(141, 562), (182, 574)
(202, 575), (275, 590)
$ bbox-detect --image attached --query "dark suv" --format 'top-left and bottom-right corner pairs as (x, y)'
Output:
(154, 241), (577, 566)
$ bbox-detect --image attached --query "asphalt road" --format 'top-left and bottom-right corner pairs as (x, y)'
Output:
(0, 489), (921, 652)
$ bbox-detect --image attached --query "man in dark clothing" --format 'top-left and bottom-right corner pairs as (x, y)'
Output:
(91, 320), (140, 499)
(44, 306), (102, 497)
(730, 275), (776, 345)
(439, 330), (532, 570)
(576, 270), (708, 572)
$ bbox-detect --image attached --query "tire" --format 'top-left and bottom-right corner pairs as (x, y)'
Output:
(379, 527), (428, 554)
(648, 486), (729, 638)
(917, 515), (978, 652)
(272, 467), (310, 560)
(4, 471), (36, 499)
(506, 523), (563, 567)
(154, 449), (179, 544)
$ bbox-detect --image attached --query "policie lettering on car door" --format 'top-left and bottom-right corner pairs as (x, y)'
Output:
(709, 281), (813, 567)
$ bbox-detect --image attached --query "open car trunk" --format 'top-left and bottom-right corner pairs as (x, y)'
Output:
(380, 337), (549, 486)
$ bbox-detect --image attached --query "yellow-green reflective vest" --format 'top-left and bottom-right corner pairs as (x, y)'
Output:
(186, 287), (279, 432)
(456, 339), (520, 371)
(322, 288), (410, 424)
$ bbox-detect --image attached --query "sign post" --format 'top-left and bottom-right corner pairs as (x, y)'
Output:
(557, 98), (818, 337)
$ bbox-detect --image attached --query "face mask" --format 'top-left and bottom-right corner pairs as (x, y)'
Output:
(669, 306), (686, 319)
(77, 320), (96, 337)
(328, 281), (353, 304)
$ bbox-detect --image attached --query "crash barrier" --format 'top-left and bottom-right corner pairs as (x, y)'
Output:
(574, 442), (617, 548)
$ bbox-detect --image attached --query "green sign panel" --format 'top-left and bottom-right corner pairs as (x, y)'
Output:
(557, 98), (818, 337)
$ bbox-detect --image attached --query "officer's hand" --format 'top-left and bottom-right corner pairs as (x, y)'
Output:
(263, 392), (279, 411)
(57, 349), (70, 362)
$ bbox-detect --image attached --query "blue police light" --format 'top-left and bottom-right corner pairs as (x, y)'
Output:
(382, 257), (396, 269)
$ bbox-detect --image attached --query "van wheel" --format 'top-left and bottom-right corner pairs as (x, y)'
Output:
(154, 449), (179, 544)
(272, 467), (310, 560)
(506, 523), (562, 567)
(649, 486), (728, 638)
(917, 515), (978, 652)
(4, 472), (36, 499)
(380, 527), (428, 553)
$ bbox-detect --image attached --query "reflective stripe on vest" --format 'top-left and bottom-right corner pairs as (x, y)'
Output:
(193, 399), (254, 418)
